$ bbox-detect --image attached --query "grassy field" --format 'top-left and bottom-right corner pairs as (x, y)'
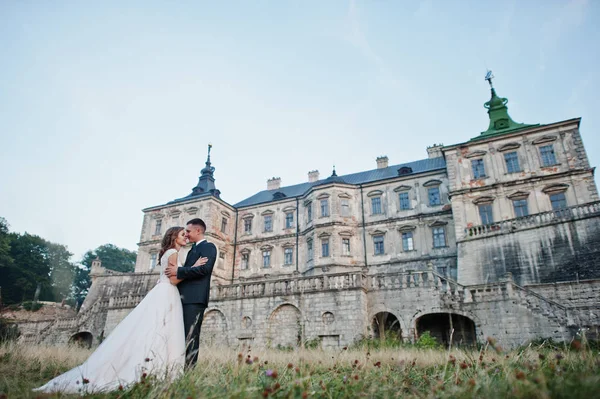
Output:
(1, 339), (599, 398)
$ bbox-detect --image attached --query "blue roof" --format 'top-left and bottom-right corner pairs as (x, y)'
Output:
(234, 157), (446, 208)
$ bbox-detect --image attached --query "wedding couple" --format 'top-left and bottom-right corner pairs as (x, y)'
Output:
(35, 218), (217, 393)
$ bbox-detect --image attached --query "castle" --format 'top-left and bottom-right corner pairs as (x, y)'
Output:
(18, 76), (600, 349)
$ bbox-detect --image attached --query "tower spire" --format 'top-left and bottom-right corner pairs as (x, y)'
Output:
(476, 71), (536, 139)
(190, 143), (220, 198)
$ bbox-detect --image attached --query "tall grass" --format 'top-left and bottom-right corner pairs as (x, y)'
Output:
(1, 339), (598, 398)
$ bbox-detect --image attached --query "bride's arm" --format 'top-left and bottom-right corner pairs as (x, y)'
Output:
(167, 252), (183, 285)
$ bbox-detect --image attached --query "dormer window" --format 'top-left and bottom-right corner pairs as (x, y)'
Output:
(273, 191), (287, 200)
(398, 166), (413, 175)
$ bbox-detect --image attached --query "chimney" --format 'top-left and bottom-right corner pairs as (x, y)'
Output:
(267, 177), (281, 190)
(426, 144), (444, 159)
(308, 170), (320, 183)
(376, 156), (389, 169)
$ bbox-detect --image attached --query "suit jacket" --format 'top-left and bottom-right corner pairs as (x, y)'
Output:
(176, 240), (217, 305)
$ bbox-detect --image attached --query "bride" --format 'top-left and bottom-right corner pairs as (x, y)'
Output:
(34, 227), (208, 393)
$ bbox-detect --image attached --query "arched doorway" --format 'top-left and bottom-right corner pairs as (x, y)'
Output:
(416, 313), (476, 346)
(69, 331), (93, 349)
(371, 312), (402, 342)
(200, 310), (228, 346)
(267, 304), (302, 349)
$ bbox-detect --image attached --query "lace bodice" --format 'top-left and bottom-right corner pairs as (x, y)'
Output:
(159, 248), (181, 283)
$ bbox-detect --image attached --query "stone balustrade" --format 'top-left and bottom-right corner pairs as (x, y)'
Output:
(210, 272), (368, 300)
(464, 201), (600, 240)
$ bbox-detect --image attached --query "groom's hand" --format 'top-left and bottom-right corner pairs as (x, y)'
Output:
(165, 263), (177, 278)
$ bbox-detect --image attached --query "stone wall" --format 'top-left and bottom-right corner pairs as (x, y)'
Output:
(457, 203), (600, 286)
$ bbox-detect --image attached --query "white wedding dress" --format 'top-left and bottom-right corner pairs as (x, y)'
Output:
(34, 249), (185, 393)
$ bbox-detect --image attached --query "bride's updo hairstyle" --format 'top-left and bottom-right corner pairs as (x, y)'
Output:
(158, 226), (184, 265)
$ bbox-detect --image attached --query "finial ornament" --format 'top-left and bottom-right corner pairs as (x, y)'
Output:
(485, 70), (494, 88)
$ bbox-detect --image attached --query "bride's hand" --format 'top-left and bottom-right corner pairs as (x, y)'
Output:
(193, 257), (209, 267)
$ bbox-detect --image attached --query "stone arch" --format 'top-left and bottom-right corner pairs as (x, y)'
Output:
(369, 306), (408, 336)
(69, 331), (93, 349)
(200, 309), (228, 346)
(267, 304), (302, 349)
(371, 312), (402, 342)
(415, 312), (477, 347)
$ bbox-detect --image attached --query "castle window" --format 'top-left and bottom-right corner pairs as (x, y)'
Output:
(428, 187), (441, 206)
(342, 238), (351, 255)
(307, 240), (314, 261)
(341, 199), (350, 216)
(154, 219), (162, 236)
(401, 231), (414, 251)
(244, 218), (252, 234)
(371, 197), (382, 215)
(550, 192), (567, 210)
(504, 152), (521, 173)
(241, 252), (249, 270)
(320, 199), (329, 217)
(306, 202), (313, 222)
(478, 204), (494, 225)
(399, 192), (411, 210)
(321, 239), (330, 257)
(373, 235), (385, 255)
(149, 253), (157, 270)
(285, 212), (294, 229)
(512, 199), (529, 218)
(220, 217), (228, 233)
(472, 159), (486, 179)
(432, 227), (446, 248)
(262, 250), (271, 268)
(284, 248), (293, 265)
(264, 215), (272, 232)
(539, 145), (557, 166)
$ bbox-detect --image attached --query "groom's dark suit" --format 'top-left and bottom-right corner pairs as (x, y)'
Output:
(176, 239), (217, 366)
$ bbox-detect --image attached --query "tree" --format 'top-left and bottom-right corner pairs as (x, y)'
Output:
(81, 244), (136, 273)
(0, 218), (77, 305)
(73, 244), (137, 307)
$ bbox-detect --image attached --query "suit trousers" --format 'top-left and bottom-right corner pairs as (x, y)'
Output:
(182, 303), (207, 367)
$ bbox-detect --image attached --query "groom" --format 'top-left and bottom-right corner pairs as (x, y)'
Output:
(165, 218), (217, 367)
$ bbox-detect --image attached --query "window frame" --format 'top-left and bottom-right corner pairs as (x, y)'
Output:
(399, 192), (411, 210)
(478, 204), (494, 225)
(371, 196), (382, 215)
(243, 218), (252, 234)
(320, 199), (329, 217)
(321, 239), (330, 257)
(432, 227), (447, 248)
(262, 250), (271, 268)
(539, 144), (557, 167)
(401, 231), (414, 251)
(504, 151), (521, 174)
(263, 215), (273, 232)
(284, 247), (293, 266)
(471, 158), (486, 179)
(373, 235), (385, 255)
(342, 238), (351, 256)
(285, 212), (294, 229)
(428, 186), (441, 206)
(154, 219), (162, 236)
(549, 192), (567, 210)
(512, 199), (529, 218)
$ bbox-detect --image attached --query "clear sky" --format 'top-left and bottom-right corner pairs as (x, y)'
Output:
(1, 0), (598, 261)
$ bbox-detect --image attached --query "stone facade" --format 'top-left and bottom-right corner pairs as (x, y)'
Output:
(21, 82), (600, 350)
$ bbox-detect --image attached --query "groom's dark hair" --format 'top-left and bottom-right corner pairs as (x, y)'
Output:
(187, 218), (207, 232)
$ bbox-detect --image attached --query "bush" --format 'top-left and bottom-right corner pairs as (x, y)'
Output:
(0, 318), (20, 343)
(415, 331), (440, 349)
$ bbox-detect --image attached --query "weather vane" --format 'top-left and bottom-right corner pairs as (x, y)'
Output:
(485, 70), (494, 88)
